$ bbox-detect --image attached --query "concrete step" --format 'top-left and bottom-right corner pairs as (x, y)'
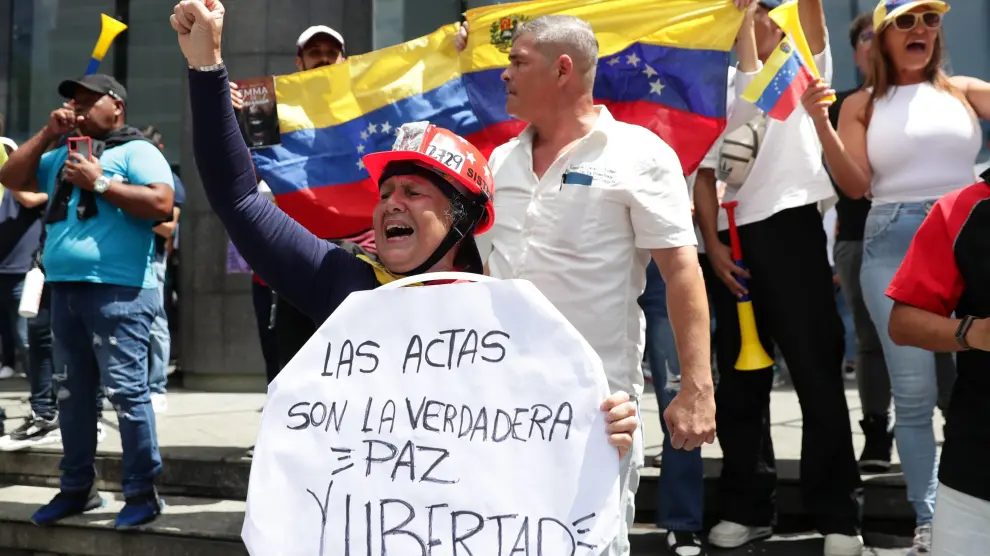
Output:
(0, 447), (914, 527)
(0, 447), (252, 500)
(0, 485), (246, 556)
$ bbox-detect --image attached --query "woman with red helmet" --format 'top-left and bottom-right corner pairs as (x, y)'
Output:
(172, 0), (637, 460)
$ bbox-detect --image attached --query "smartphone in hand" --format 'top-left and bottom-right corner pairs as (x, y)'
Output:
(67, 137), (93, 160)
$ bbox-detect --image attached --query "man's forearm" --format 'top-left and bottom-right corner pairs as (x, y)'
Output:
(101, 182), (173, 221)
(692, 170), (722, 247)
(654, 247), (714, 394)
(0, 127), (56, 192)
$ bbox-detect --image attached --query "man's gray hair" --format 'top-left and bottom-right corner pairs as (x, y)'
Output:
(514, 15), (599, 86)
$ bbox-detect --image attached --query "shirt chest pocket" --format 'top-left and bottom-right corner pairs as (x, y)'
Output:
(548, 183), (621, 249)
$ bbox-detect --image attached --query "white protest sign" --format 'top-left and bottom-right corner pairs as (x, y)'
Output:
(242, 278), (621, 555)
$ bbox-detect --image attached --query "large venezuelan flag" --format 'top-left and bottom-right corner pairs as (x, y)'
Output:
(251, 0), (743, 240)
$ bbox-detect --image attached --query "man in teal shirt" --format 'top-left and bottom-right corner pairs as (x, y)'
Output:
(0, 74), (174, 529)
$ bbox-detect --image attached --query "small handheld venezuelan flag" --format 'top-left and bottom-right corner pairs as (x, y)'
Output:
(86, 14), (128, 75)
(740, 39), (815, 121)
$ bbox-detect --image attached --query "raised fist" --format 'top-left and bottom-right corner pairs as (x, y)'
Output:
(171, 0), (225, 68)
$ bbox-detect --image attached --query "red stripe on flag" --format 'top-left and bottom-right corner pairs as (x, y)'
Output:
(768, 66), (815, 121)
(274, 180), (377, 240)
(599, 100), (726, 175)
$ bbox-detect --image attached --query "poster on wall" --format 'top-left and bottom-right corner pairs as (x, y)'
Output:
(242, 278), (621, 556)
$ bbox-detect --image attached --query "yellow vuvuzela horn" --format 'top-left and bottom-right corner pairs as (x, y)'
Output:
(86, 14), (128, 75)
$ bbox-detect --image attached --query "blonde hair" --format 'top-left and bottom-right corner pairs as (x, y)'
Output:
(864, 24), (958, 120)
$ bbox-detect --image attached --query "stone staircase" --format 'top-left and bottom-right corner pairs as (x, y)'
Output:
(0, 381), (925, 555)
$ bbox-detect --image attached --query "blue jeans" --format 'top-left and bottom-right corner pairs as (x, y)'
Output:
(148, 260), (169, 395)
(0, 273), (27, 370)
(51, 282), (162, 497)
(860, 201), (941, 525)
(27, 285), (56, 419)
(644, 275), (704, 532)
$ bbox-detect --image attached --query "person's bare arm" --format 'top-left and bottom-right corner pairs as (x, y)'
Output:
(652, 245), (717, 450)
(652, 245), (712, 393)
(694, 168), (750, 297)
(154, 206), (181, 238)
(890, 303), (990, 353)
(0, 129), (56, 193)
(798, 0), (827, 55)
(949, 75), (990, 120)
(9, 190), (48, 209)
(62, 152), (174, 221)
(803, 85), (873, 198)
(102, 181), (174, 221)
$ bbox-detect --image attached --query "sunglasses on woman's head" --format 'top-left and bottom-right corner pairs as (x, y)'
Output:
(892, 11), (942, 31)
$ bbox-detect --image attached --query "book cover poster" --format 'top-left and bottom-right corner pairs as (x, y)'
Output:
(234, 76), (281, 149)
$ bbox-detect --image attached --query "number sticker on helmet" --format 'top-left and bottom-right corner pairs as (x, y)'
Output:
(425, 145), (465, 173)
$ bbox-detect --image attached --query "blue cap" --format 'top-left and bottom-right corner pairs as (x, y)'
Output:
(758, 0), (784, 8)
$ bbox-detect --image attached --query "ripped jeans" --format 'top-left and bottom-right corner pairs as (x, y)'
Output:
(51, 282), (162, 497)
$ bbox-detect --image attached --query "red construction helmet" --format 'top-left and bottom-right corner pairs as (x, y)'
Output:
(363, 122), (494, 235)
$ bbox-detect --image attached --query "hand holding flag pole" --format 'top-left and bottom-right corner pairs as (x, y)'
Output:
(86, 14), (128, 75)
(722, 201), (775, 371)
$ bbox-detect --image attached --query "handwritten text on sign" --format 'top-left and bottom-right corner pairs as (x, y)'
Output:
(242, 280), (620, 556)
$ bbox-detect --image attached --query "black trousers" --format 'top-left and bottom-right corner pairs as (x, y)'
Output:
(270, 238), (376, 380)
(273, 295), (316, 373)
(707, 203), (862, 535)
(251, 281), (280, 385)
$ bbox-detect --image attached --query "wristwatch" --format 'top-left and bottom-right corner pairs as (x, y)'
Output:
(93, 175), (111, 195)
(955, 315), (976, 350)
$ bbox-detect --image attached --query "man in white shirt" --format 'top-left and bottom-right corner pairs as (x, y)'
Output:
(479, 14), (717, 556)
(693, 2), (863, 555)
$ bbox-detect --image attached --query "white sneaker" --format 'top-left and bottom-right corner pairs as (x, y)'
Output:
(0, 366), (14, 379)
(907, 524), (931, 556)
(151, 393), (168, 414)
(708, 521), (772, 548)
(824, 533), (864, 556)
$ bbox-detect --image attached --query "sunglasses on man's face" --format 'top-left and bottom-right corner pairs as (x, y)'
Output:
(892, 11), (942, 32)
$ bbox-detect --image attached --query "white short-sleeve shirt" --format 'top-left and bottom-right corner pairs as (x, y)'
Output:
(481, 106), (697, 397)
(717, 38), (837, 229)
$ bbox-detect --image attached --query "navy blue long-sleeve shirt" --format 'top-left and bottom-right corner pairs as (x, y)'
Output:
(189, 67), (377, 324)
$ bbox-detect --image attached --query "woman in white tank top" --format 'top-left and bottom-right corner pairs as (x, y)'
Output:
(799, 1), (990, 553)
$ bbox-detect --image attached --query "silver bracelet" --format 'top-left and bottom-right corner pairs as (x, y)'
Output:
(190, 61), (225, 72)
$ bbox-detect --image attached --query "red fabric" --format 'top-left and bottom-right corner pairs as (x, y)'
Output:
(886, 183), (990, 316)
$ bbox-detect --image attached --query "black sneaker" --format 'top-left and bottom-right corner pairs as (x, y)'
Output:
(859, 414), (893, 473)
(0, 413), (61, 452)
(664, 531), (707, 556)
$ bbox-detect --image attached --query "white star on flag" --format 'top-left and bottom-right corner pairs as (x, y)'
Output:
(380, 121), (392, 134)
(360, 130), (369, 141)
(607, 57), (620, 66)
(466, 151), (476, 164)
(643, 64), (657, 78)
(356, 160), (365, 170)
(484, 165), (492, 179)
(649, 80), (665, 97)
(357, 144), (366, 154)
(367, 122), (378, 134)
(626, 52), (640, 67)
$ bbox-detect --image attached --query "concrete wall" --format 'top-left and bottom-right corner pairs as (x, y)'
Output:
(179, 0), (373, 391)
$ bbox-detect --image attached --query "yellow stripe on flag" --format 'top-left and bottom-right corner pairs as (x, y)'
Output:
(276, 0), (745, 134)
(739, 38), (793, 104)
(276, 24), (462, 134)
(464, 0), (743, 72)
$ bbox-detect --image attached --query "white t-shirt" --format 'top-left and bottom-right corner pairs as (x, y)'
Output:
(716, 39), (836, 230)
(483, 106), (697, 398)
